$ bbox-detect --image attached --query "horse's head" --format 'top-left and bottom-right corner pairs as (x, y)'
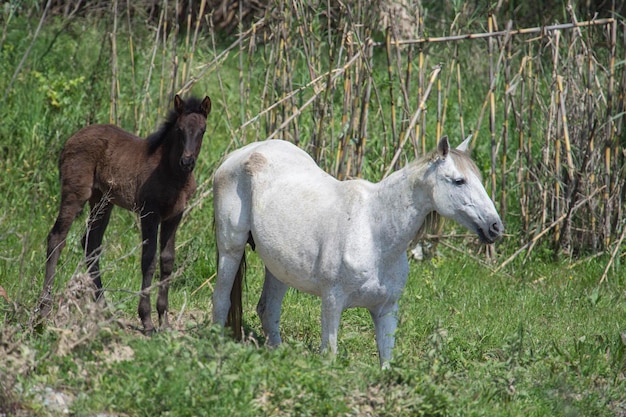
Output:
(428, 136), (503, 244)
(173, 94), (212, 172)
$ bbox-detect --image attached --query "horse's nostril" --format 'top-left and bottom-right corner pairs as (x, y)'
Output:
(490, 221), (503, 237)
(180, 158), (195, 171)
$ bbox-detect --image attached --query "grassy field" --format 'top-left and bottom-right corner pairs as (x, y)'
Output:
(1, 4), (625, 417)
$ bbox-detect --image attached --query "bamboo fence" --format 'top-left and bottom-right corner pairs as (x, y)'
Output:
(85, 1), (626, 266)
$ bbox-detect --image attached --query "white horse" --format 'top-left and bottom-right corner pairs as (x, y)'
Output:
(212, 136), (503, 367)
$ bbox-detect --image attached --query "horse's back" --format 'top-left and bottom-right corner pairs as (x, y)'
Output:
(59, 124), (150, 210)
(214, 140), (354, 294)
(215, 140), (319, 179)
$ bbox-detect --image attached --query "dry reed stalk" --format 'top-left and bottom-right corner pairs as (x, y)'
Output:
(515, 55), (530, 234)
(385, 28), (399, 151)
(178, 17), (267, 95)
(157, 0), (170, 118)
(125, 0), (138, 131)
(488, 14), (497, 203)
(355, 40), (373, 177)
(2, 0), (52, 103)
(335, 30), (355, 179)
(187, 0), (207, 82)
(167, 0), (180, 105)
(604, 17), (618, 247)
(418, 46), (426, 155)
(384, 65), (441, 178)
(138, 8), (164, 132)
(495, 187), (605, 273)
(374, 18), (615, 47)
(109, 0), (119, 125)
(500, 31), (511, 219)
(598, 224), (626, 285)
(181, 0), (191, 86)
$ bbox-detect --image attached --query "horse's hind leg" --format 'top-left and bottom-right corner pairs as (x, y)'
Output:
(256, 268), (288, 347)
(156, 213), (182, 329)
(81, 191), (113, 301)
(212, 245), (247, 326)
(39, 184), (92, 317)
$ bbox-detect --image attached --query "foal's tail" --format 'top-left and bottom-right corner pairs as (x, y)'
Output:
(225, 254), (245, 341)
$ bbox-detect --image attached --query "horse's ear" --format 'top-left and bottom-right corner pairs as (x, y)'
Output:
(174, 94), (185, 114)
(201, 96), (212, 117)
(437, 136), (450, 159)
(456, 134), (473, 154)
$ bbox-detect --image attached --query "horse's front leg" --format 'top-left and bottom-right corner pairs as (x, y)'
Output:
(369, 301), (399, 369)
(157, 214), (182, 329)
(138, 211), (160, 334)
(320, 290), (345, 356)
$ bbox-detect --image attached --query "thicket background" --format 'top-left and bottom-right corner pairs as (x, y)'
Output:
(1, 1), (625, 415)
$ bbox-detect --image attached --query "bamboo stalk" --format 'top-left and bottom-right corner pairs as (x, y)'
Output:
(126, 0), (138, 131)
(488, 13), (497, 202)
(384, 65), (442, 178)
(371, 18), (615, 47)
(385, 28), (398, 158)
(495, 187), (604, 273)
(138, 8), (164, 131)
(109, 0), (119, 125)
(598, 224), (626, 285)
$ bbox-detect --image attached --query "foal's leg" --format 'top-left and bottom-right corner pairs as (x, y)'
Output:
(138, 211), (160, 334)
(40, 184), (92, 317)
(369, 301), (399, 368)
(156, 213), (182, 329)
(256, 268), (288, 347)
(320, 289), (345, 356)
(81, 192), (113, 301)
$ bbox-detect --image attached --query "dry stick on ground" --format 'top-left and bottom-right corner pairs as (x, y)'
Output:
(494, 187), (605, 274)
(598, 225), (626, 285)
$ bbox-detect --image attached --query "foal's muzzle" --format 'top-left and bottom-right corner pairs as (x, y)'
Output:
(180, 156), (196, 172)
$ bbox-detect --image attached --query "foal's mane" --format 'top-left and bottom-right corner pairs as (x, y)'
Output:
(146, 97), (207, 154)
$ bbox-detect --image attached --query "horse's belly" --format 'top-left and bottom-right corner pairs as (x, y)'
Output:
(257, 246), (323, 296)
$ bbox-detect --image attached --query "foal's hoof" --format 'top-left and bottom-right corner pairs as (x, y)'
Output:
(143, 327), (157, 337)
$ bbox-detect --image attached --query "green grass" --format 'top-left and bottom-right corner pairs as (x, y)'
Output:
(2, 250), (625, 416)
(1, 9), (625, 417)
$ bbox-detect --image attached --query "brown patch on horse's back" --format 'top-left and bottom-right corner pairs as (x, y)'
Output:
(244, 152), (268, 176)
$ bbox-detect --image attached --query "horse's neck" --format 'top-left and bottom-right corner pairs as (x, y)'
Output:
(372, 163), (433, 254)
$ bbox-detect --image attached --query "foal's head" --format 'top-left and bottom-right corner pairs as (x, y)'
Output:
(427, 136), (503, 244)
(148, 94), (212, 173)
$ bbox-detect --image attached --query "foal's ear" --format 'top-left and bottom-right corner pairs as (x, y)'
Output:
(174, 94), (185, 114)
(201, 96), (212, 117)
(437, 136), (450, 159)
(456, 134), (473, 153)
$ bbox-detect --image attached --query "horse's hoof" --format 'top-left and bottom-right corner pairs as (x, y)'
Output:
(143, 327), (156, 337)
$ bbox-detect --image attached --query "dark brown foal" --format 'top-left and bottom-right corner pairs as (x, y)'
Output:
(39, 95), (211, 333)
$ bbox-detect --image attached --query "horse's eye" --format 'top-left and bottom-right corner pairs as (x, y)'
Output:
(454, 178), (466, 186)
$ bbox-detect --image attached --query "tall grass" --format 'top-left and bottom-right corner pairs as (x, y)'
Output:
(1, 2), (625, 416)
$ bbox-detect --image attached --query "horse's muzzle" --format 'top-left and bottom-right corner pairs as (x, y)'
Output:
(477, 219), (504, 244)
(180, 156), (196, 172)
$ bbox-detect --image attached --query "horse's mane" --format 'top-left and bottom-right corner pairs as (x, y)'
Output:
(409, 147), (481, 247)
(146, 97), (206, 154)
